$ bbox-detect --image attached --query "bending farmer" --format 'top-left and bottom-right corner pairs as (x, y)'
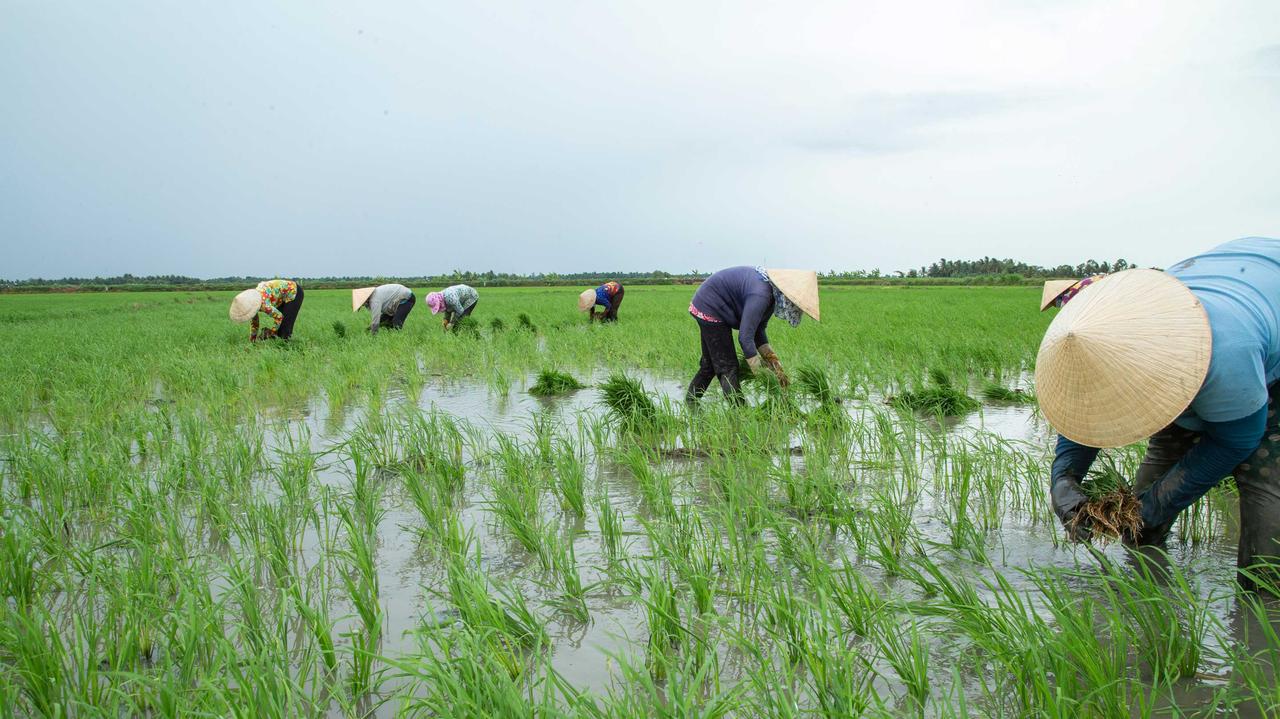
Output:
(1038, 237), (1280, 592)
(230, 279), (304, 341)
(427, 284), (478, 330)
(685, 266), (819, 404)
(579, 281), (625, 322)
(353, 284), (415, 334)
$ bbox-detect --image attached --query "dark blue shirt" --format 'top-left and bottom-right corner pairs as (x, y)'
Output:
(690, 266), (773, 358)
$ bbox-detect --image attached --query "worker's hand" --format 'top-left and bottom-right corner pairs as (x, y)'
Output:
(746, 354), (764, 374)
(1051, 474), (1091, 542)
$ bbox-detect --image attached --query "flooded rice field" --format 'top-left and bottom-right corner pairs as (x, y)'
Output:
(1, 288), (1276, 717)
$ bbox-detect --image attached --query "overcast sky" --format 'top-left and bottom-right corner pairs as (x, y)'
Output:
(2, 1), (1278, 279)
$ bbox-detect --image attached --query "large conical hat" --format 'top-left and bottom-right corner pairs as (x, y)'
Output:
(229, 289), (260, 323)
(1034, 269), (1211, 448)
(765, 269), (820, 321)
(352, 287), (376, 312)
(578, 289), (596, 311)
(1040, 280), (1077, 311)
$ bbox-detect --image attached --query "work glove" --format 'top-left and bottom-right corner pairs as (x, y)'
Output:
(746, 354), (764, 373)
(1051, 474), (1091, 542)
(758, 345), (789, 388)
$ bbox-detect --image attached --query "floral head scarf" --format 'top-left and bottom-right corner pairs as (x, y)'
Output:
(755, 266), (804, 327)
(426, 292), (446, 314)
(1054, 274), (1106, 309)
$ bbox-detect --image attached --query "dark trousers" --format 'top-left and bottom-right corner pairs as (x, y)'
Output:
(685, 318), (743, 404)
(1135, 382), (1280, 592)
(380, 295), (415, 330)
(276, 286), (304, 340)
(601, 287), (624, 322)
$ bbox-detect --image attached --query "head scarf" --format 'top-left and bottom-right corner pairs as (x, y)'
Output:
(1054, 274), (1106, 309)
(426, 292), (446, 314)
(755, 266), (804, 327)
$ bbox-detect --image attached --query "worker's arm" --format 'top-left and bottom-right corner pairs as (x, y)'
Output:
(367, 296), (382, 335)
(737, 294), (772, 359)
(1139, 407), (1266, 528)
(249, 314), (260, 341)
(262, 302), (284, 332)
(1049, 435), (1099, 536)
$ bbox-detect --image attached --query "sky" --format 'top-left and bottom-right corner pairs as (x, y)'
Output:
(2, 1), (1278, 279)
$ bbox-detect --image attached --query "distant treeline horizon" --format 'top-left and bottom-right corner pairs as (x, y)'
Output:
(0, 257), (1137, 292)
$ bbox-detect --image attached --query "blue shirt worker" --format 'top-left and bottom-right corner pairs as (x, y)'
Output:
(685, 266), (819, 404)
(578, 281), (624, 322)
(1039, 237), (1280, 593)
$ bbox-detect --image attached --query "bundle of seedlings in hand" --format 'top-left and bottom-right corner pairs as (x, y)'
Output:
(528, 369), (585, 397)
(980, 380), (1036, 404)
(600, 373), (657, 426)
(1072, 457), (1143, 543)
(1070, 491), (1143, 544)
(889, 368), (979, 415)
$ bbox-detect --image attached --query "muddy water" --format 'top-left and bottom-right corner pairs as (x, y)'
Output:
(257, 371), (1266, 715)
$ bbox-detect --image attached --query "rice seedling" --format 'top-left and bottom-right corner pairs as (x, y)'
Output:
(980, 379), (1035, 404)
(489, 316), (506, 332)
(889, 369), (979, 415)
(529, 368), (586, 396)
(331, 319), (348, 338)
(599, 373), (658, 428)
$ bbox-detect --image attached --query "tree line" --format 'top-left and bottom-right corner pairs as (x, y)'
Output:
(1, 257), (1136, 292)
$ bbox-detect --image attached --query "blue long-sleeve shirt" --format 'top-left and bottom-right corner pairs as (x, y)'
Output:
(1052, 237), (1280, 528)
(690, 266), (773, 358)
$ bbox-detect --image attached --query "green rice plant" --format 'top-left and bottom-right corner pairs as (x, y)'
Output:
(451, 315), (481, 336)
(890, 369), (980, 415)
(552, 440), (586, 519)
(542, 526), (590, 624)
(643, 570), (684, 682)
(595, 491), (625, 565)
(517, 313), (537, 332)
(872, 613), (931, 706)
(489, 317), (506, 332)
(529, 368), (586, 396)
(599, 373), (658, 428)
(795, 364), (839, 406)
(332, 320), (348, 338)
(980, 379), (1035, 404)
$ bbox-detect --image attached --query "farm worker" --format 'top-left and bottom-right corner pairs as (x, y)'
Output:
(1039, 237), (1280, 593)
(229, 279), (304, 341)
(685, 266), (819, 404)
(578, 281), (624, 322)
(426, 284), (479, 330)
(1038, 274), (1106, 311)
(353, 284), (415, 334)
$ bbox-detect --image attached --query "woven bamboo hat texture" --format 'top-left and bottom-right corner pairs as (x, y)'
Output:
(352, 287), (376, 312)
(765, 269), (820, 321)
(1039, 280), (1077, 311)
(229, 289), (260, 323)
(1034, 269), (1211, 448)
(578, 289), (596, 312)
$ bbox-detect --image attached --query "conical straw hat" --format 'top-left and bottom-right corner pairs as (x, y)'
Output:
(1040, 280), (1076, 311)
(765, 269), (820, 321)
(229, 289), (260, 323)
(352, 287), (376, 312)
(578, 289), (596, 311)
(1034, 269), (1210, 448)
